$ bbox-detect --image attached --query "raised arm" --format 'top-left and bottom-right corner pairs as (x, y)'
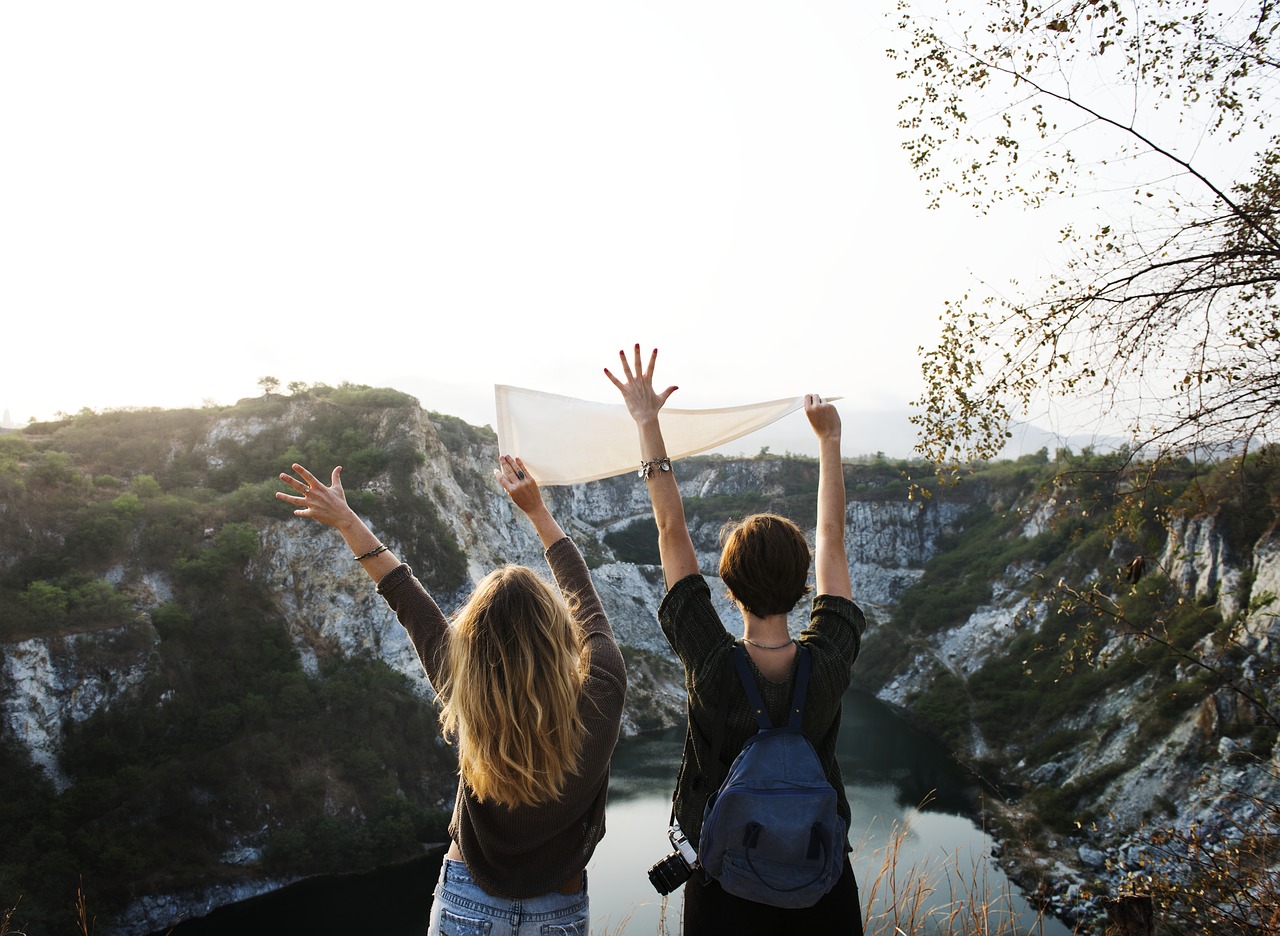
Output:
(279, 455), (568, 567)
(806, 395), (851, 600)
(604, 345), (700, 589)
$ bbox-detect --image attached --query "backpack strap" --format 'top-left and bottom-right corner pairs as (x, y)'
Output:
(732, 643), (812, 732)
(788, 644), (813, 731)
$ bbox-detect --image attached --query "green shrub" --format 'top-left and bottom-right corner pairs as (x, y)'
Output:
(130, 474), (162, 498)
(28, 450), (76, 485)
(430, 412), (496, 449)
(138, 495), (207, 567)
(604, 518), (660, 565)
(1027, 762), (1129, 833)
(906, 669), (972, 747)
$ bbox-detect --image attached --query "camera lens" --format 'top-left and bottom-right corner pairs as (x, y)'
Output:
(647, 852), (692, 895)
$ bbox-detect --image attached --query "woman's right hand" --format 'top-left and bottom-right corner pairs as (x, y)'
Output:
(495, 455), (568, 548)
(804, 393), (841, 443)
(494, 455), (544, 517)
(604, 344), (678, 423)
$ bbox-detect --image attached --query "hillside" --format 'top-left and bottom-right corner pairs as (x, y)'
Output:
(2, 386), (1278, 934)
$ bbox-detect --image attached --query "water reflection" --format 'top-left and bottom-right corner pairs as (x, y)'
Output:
(158, 690), (1070, 935)
(838, 692), (983, 816)
(590, 690), (1070, 936)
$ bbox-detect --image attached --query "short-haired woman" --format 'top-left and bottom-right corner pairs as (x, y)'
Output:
(277, 455), (626, 935)
(606, 346), (866, 935)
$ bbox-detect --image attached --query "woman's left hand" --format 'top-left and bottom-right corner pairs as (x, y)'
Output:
(276, 463), (357, 529)
(494, 455), (544, 517)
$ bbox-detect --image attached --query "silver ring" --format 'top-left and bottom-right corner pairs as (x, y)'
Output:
(516, 471), (525, 480)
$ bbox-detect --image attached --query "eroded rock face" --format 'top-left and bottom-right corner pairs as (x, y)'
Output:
(8, 400), (1279, 933)
(1162, 512), (1246, 618)
(5, 407), (1267, 791)
(2, 623), (157, 790)
(1, 406), (969, 793)
(1245, 532), (1280, 652)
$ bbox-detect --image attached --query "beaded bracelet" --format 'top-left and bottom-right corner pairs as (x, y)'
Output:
(353, 544), (388, 562)
(638, 457), (672, 480)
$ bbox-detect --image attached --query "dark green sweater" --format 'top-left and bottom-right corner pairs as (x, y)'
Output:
(658, 574), (866, 849)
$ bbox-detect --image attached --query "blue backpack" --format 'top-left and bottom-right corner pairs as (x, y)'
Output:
(698, 644), (847, 908)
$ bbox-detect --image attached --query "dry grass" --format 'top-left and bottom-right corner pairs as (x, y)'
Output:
(2, 882), (100, 936)
(857, 815), (1061, 936)
(585, 810), (1065, 935)
(5, 830), (1061, 936)
(0, 902), (23, 936)
(75, 883), (93, 936)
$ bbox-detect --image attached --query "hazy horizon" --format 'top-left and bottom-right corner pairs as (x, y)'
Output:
(0, 373), (1125, 464)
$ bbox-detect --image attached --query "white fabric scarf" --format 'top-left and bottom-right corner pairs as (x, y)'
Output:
(494, 385), (829, 486)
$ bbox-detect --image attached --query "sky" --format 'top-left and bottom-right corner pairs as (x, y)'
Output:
(1, 1), (1079, 458)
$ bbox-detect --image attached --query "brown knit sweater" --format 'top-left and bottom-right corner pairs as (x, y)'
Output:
(658, 574), (865, 850)
(375, 536), (627, 899)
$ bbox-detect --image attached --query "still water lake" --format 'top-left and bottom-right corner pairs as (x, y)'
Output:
(164, 690), (1070, 935)
(590, 689), (1070, 935)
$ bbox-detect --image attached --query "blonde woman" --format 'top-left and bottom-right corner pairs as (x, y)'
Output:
(276, 455), (626, 935)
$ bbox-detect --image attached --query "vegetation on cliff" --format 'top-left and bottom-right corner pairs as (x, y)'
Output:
(2, 387), (1278, 932)
(0, 387), (469, 933)
(865, 444), (1280, 931)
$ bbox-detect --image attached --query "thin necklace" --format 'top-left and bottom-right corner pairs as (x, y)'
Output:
(743, 636), (795, 650)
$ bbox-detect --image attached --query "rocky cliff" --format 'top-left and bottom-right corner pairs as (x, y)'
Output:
(2, 394), (1277, 932)
(873, 479), (1280, 926)
(3, 401), (966, 775)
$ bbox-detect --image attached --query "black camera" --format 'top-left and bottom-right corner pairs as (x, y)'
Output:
(647, 822), (699, 895)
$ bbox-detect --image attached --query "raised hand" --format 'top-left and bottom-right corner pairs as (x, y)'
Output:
(604, 344), (678, 423)
(275, 463), (357, 529)
(804, 393), (841, 443)
(493, 454), (545, 518)
(604, 344), (699, 585)
(493, 454), (567, 548)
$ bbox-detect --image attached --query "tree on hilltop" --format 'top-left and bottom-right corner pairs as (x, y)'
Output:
(890, 0), (1279, 477)
(257, 376), (281, 396)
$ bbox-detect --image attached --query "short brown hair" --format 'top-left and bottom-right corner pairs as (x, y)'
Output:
(718, 513), (812, 617)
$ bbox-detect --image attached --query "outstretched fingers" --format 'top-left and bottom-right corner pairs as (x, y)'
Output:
(609, 345), (666, 391)
(292, 463), (323, 488)
(625, 344), (663, 384)
(634, 343), (650, 380)
(645, 346), (668, 385)
(275, 463), (347, 520)
(605, 344), (640, 385)
(275, 464), (311, 503)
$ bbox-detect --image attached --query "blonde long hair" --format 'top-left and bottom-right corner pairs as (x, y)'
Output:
(438, 565), (586, 808)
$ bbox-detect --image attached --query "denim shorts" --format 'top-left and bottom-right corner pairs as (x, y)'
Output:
(427, 858), (589, 936)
